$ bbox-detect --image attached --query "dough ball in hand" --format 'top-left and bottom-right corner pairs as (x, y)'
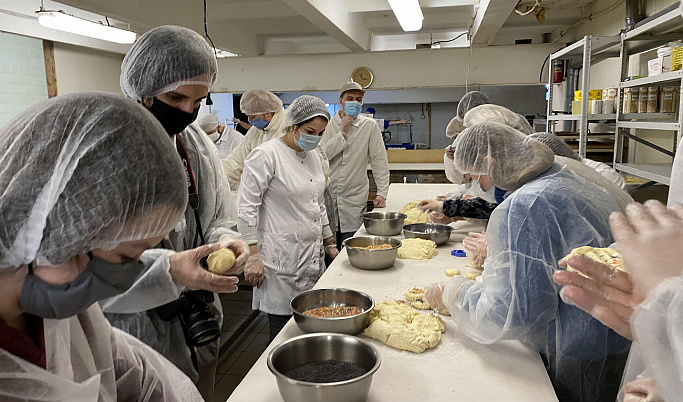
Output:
(207, 248), (236, 275)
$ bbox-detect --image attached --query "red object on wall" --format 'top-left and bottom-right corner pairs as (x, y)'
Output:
(552, 60), (564, 83)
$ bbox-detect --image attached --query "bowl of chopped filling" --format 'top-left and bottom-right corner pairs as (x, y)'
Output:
(343, 236), (402, 270)
(291, 288), (374, 334)
(268, 332), (381, 402)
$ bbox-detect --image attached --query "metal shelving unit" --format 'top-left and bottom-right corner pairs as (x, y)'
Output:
(546, 35), (621, 156)
(613, 7), (683, 187)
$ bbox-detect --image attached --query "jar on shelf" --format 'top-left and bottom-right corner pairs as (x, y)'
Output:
(647, 86), (659, 113)
(660, 86), (676, 113)
(623, 88), (634, 113)
(638, 87), (649, 113)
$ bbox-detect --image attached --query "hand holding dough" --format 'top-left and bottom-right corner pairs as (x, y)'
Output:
(207, 248), (236, 275)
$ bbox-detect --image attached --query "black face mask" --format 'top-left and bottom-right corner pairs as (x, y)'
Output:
(147, 97), (200, 136)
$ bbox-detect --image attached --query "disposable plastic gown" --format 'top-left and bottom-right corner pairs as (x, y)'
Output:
(555, 156), (633, 211)
(0, 305), (201, 401)
(222, 107), (288, 186)
(443, 164), (631, 401)
(100, 124), (237, 382)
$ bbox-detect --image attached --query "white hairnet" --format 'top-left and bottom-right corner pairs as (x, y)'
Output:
(285, 95), (330, 127)
(446, 116), (465, 139)
(197, 114), (220, 132)
(457, 91), (490, 120)
(240, 89), (283, 115)
(0, 92), (187, 268)
(120, 25), (218, 101)
(454, 122), (554, 191)
(529, 132), (580, 161)
(464, 104), (533, 135)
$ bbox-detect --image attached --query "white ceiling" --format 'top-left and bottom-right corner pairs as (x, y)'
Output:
(0, 0), (603, 56)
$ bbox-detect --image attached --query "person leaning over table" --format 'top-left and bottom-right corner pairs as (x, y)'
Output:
(320, 81), (390, 249)
(197, 113), (244, 160)
(424, 121), (631, 402)
(238, 95), (339, 342)
(221, 89), (288, 187)
(0, 92), (204, 401)
(99, 25), (249, 401)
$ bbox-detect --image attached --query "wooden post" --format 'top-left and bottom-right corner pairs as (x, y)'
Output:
(43, 40), (57, 98)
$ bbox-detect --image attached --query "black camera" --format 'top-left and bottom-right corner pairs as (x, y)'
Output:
(177, 289), (221, 347)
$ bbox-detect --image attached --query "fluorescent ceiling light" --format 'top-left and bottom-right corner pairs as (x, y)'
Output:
(36, 10), (136, 44)
(214, 48), (239, 58)
(387, 0), (424, 32)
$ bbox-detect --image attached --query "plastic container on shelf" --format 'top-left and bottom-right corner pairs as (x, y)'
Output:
(672, 47), (683, 71)
(603, 88), (618, 100)
(647, 87), (659, 113)
(658, 47), (673, 73)
(623, 88), (635, 113)
(603, 99), (615, 114)
(660, 86), (676, 113)
(590, 99), (603, 114)
(588, 89), (603, 100)
(638, 87), (648, 113)
(574, 91), (582, 101)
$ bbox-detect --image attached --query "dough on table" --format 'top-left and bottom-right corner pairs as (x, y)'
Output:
(405, 287), (425, 302)
(410, 300), (431, 310)
(363, 301), (445, 353)
(400, 201), (430, 225)
(397, 238), (438, 260)
(438, 309), (451, 316)
(564, 246), (624, 279)
(465, 271), (481, 280)
(445, 269), (460, 277)
(207, 248), (236, 274)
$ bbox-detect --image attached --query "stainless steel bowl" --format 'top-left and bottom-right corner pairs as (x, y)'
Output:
(291, 288), (374, 335)
(343, 236), (402, 270)
(403, 223), (453, 245)
(361, 211), (407, 236)
(268, 333), (381, 402)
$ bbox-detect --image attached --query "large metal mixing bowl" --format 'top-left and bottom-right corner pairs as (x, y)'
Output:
(291, 288), (374, 335)
(268, 333), (381, 402)
(402, 223), (453, 245)
(361, 211), (407, 236)
(343, 236), (401, 270)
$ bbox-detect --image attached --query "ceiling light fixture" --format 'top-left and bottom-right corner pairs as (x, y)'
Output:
(388, 0), (423, 32)
(36, 9), (136, 44)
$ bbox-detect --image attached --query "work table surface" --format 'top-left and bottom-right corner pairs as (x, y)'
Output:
(227, 184), (557, 402)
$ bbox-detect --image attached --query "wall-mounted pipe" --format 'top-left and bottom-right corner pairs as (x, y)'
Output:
(625, 0), (642, 31)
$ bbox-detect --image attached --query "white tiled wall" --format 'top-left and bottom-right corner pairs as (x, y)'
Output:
(0, 31), (48, 127)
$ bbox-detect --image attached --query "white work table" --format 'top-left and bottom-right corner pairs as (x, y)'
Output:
(227, 184), (557, 402)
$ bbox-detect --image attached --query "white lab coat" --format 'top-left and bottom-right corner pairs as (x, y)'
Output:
(222, 107), (287, 187)
(100, 124), (236, 382)
(0, 304), (201, 402)
(213, 127), (244, 159)
(321, 112), (390, 233)
(582, 157), (626, 189)
(238, 139), (329, 315)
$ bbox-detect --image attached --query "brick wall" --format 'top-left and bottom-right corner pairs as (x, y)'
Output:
(0, 31), (48, 126)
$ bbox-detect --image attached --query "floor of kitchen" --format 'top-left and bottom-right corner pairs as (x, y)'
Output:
(212, 284), (269, 402)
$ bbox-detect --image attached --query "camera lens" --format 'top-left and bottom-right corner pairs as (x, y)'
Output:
(178, 290), (221, 347)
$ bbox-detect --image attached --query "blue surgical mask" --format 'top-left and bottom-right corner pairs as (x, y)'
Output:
(248, 117), (270, 130)
(21, 255), (144, 319)
(344, 101), (362, 117)
(295, 130), (322, 151)
(471, 179), (497, 204)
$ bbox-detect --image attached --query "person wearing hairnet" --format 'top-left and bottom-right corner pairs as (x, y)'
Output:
(530, 132), (626, 189)
(424, 122), (631, 402)
(197, 113), (244, 159)
(553, 201), (683, 402)
(320, 82), (390, 247)
(0, 92), (205, 401)
(102, 25), (249, 399)
(363, 107), (410, 130)
(222, 89), (288, 187)
(238, 95), (337, 341)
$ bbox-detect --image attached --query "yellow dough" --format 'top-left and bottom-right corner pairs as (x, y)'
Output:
(445, 269), (460, 277)
(564, 246), (625, 279)
(207, 248), (236, 275)
(363, 301), (446, 353)
(465, 271), (481, 280)
(410, 300), (431, 310)
(438, 309), (451, 316)
(400, 201), (430, 225)
(405, 288), (425, 302)
(397, 238), (438, 260)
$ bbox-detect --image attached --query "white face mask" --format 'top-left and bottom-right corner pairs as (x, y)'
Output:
(207, 132), (220, 142)
(471, 177), (497, 204)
